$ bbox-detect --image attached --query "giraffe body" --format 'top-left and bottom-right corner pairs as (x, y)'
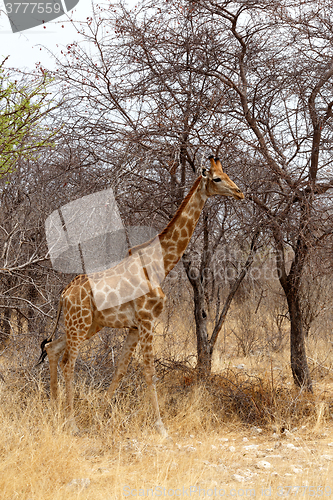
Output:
(42, 158), (244, 436)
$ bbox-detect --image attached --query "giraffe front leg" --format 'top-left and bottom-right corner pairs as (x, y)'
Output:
(45, 337), (66, 400)
(106, 327), (140, 399)
(139, 323), (169, 440)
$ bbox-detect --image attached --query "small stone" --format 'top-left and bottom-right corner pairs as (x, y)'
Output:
(285, 443), (299, 450)
(211, 444), (217, 450)
(253, 427), (263, 434)
(328, 443), (333, 447)
(185, 445), (196, 453)
(244, 444), (259, 451)
(231, 473), (245, 483)
(216, 463), (226, 472)
(243, 437), (249, 442)
(256, 460), (272, 470)
(240, 468), (251, 476)
(190, 434), (195, 439)
(219, 438), (229, 442)
(235, 364), (245, 369)
(321, 455), (333, 461)
(292, 467), (303, 474)
(229, 446), (236, 452)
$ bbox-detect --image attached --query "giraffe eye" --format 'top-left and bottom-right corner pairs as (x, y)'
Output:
(213, 178), (222, 183)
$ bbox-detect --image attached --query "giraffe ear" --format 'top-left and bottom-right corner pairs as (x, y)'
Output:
(202, 167), (208, 178)
(215, 157), (223, 172)
(208, 155), (216, 170)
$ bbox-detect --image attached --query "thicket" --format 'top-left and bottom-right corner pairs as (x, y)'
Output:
(1, 0), (333, 415)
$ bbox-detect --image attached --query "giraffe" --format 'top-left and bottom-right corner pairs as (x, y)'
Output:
(38, 157), (244, 437)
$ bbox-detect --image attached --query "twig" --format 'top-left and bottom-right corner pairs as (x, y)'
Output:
(0, 296), (53, 318)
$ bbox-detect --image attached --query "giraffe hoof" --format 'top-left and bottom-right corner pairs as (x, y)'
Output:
(65, 419), (80, 435)
(155, 421), (171, 441)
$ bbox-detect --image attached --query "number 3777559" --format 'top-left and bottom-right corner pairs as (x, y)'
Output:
(5, 3), (62, 14)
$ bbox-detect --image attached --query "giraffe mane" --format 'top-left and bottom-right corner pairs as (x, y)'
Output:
(159, 176), (202, 239)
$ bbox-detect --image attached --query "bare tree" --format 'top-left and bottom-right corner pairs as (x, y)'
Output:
(187, 0), (333, 390)
(182, 213), (260, 374)
(0, 65), (63, 348)
(28, 0), (332, 390)
(0, 129), (121, 349)
(44, 1), (259, 377)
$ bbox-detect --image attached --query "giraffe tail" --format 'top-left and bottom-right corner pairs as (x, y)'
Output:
(36, 296), (63, 366)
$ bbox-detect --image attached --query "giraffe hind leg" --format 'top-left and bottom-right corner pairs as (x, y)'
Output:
(59, 342), (81, 433)
(59, 320), (97, 433)
(45, 337), (66, 400)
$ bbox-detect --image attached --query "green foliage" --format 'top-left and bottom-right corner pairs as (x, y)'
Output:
(0, 63), (57, 179)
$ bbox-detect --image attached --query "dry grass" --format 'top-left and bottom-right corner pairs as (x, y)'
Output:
(1, 295), (333, 499)
(1, 348), (333, 500)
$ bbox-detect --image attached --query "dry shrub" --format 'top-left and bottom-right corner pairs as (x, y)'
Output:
(155, 360), (333, 431)
(2, 329), (332, 439)
(1, 343), (333, 499)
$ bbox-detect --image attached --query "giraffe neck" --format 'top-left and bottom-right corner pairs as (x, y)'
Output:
(158, 176), (207, 277)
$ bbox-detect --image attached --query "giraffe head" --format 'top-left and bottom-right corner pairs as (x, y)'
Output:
(202, 156), (244, 200)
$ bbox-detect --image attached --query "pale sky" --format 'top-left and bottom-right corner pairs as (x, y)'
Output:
(0, 0), (95, 71)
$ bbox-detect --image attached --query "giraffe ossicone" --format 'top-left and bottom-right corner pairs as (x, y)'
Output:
(39, 157), (244, 437)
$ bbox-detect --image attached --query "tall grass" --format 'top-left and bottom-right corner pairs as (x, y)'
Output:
(0, 347), (332, 499)
(0, 287), (332, 499)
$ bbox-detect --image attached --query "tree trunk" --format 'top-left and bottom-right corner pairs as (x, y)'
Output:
(182, 252), (212, 377)
(285, 287), (313, 391)
(273, 215), (313, 392)
(183, 230), (260, 378)
(192, 279), (212, 376)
